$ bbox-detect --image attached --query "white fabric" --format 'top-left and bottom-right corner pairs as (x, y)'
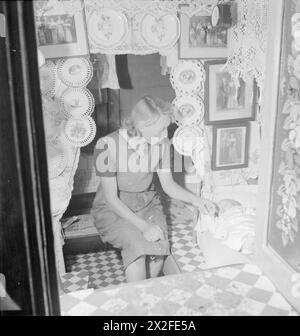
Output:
(195, 203), (256, 255)
(225, 0), (269, 91)
(100, 55), (120, 90)
(214, 206), (256, 254)
(38, 49), (46, 68)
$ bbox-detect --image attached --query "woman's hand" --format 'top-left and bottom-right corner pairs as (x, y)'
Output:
(192, 197), (218, 216)
(143, 225), (165, 242)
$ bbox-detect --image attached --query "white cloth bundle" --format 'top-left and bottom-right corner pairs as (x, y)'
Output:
(196, 200), (256, 255)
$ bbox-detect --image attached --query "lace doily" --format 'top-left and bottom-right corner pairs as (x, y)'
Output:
(34, 0), (84, 17)
(224, 0), (269, 93)
(39, 61), (56, 98)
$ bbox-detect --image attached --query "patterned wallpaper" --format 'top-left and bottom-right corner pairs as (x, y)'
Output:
(268, 0), (300, 272)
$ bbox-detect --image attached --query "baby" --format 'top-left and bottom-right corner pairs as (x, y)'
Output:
(197, 198), (255, 255)
(218, 199), (242, 215)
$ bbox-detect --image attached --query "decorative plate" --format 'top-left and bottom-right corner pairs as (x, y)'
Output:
(39, 61), (56, 97)
(62, 116), (96, 148)
(140, 13), (180, 50)
(46, 142), (68, 180)
(60, 88), (95, 118)
(57, 57), (93, 88)
(173, 125), (204, 157)
(87, 8), (129, 49)
(170, 61), (205, 95)
(172, 95), (205, 126)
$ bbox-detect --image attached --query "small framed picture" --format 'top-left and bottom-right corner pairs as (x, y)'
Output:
(204, 59), (257, 125)
(179, 10), (229, 59)
(212, 123), (250, 171)
(34, 0), (89, 59)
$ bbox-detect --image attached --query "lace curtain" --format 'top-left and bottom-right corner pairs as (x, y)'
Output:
(225, 0), (269, 92)
(35, 0), (269, 90)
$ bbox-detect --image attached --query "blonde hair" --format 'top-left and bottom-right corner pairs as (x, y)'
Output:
(122, 96), (173, 137)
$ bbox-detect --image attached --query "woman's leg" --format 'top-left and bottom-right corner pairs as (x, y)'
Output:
(147, 256), (165, 278)
(125, 256), (147, 282)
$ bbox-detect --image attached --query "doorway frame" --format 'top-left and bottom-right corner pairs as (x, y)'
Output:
(1, 0), (60, 315)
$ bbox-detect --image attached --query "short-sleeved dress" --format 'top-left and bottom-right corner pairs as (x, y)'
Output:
(91, 129), (171, 269)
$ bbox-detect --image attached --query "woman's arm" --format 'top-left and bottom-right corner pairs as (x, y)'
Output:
(101, 176), (149, 232)
(157, 170), (217, 215)
(157, 170), (198, 203)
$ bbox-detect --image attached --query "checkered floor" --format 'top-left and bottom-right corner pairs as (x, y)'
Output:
(64, 250), (126, 291)
(61, 197), (300, 315)
(60, 264), (299, 316)
(165, 198), (206, 273)
(63, 198), (202, 292)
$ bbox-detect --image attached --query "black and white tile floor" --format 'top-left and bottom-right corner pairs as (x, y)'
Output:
(62, 198), (203, 291)
(60, 198), (299, 315)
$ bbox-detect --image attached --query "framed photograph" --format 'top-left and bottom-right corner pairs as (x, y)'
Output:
(179, 10), (229, 59)
(204, 59), (257, 125)
(34, 0), (89, 59)
(212, 123), (250, 171)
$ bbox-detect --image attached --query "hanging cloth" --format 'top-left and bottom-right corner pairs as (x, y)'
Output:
(115, 54), (133, 89)
(101, 54), (120, 90)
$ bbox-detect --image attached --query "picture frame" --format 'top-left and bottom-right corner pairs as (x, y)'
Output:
(179, 9), (229, 59)
(204, 59), (257, 125)
(34, 0), (89, 59)
(212, 123), (250, 171)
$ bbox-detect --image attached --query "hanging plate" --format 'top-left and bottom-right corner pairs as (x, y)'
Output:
(62, 116), (96, 148)
(57, 57), (93, 88)
(170, 61), (205, 95)
(173, 125), (204, 157)
(172, 95), (205, 126)
(140, 13), (180, 50)
(60, 88), (95, 118)
(87, 8), (129, 49)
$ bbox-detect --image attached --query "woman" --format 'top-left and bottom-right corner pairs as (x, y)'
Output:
(91, 96), (216, 283)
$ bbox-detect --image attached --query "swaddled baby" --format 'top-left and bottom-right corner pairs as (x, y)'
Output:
(199, 199), (256, 255)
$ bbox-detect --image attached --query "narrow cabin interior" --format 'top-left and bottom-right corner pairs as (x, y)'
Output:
(0, 0), (300, 316)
